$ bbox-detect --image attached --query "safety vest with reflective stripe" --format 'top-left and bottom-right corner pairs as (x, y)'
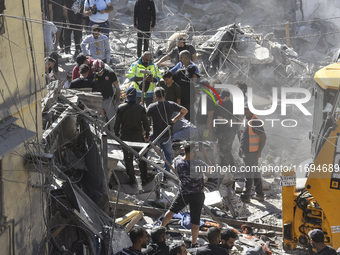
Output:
(248, 115), (261, 152)
(126, 58), (161, 94)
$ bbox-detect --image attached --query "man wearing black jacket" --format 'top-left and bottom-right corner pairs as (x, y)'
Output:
(134, 0), (156, 57)
(144, 226), (170, 255)
(196, 227), (228, 255)
(114, 87), (151, 186)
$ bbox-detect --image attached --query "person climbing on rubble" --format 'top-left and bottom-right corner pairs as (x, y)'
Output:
(169, 244), (187, 255)
(134, 0), (156, 58)
(127, 51), (162, 106)
(220, 228), (238, 254)
(92, 59), (120, 131)
(144, 226), (170, 255)
(80, 25), (111, 64)
(155, 34), (197, 66)
(114, 87), (152, 186)
(146, 87), (188, 173)
(115, 226), (148, 255)
(161, 142), (211, 248)
(239, 105), (266, 203)
(196, 227), (228, 255)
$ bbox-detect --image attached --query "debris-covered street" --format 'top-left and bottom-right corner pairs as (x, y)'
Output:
(1, 0), (340, 254)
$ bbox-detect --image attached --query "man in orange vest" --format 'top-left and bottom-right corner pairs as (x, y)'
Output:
(239, 105), (266, 203)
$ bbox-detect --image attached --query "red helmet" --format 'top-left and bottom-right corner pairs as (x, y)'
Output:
(92, 59), (105, 75)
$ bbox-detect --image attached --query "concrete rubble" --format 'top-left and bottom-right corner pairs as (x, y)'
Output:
(40, 0), (340, 254)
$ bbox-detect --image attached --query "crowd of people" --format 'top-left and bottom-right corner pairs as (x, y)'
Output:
(41, 1), (340, 254)
(115, 225), (238, 255)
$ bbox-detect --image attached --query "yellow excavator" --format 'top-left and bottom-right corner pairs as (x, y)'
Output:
(282, 63), (340, 251)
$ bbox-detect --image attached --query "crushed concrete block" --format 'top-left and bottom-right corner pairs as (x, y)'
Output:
(235, 181), (244, 193)
(204, 190), (223, 207)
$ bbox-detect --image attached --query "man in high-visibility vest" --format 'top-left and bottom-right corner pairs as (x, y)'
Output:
(126, 51), (162, 106)
(239, 105), (266, 203)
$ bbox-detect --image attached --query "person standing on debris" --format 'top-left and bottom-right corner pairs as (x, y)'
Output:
(162, 142), (211, 248)
(158, 71), (181, 104)
(69, 64), (93, 89)
(147, 87), (188, 173)
(239, 105), (266, 203)
(170, 50), (199, 74)
(215, 91), (236, 168)
(92, 59), (120, 131)
(48, 0), (65, 52)
(220, 229), (238, 253)
(115, 226), (148, 255)
(134, 0), (156, 58)
(173, 64), (200, 121)
(144, 226), (170, 255)
(308, 229), (337, 255)
(127, 51), (162, 106)
(43, 14), (60, 80)
(63, 0), (83, 57)
(72, 53), (95, 81)
(196, 227), (228, 255)
(170, 244), (187, 255)
(114, 87), (152, 186)
(84, 0), (113, 36)
(156, 34), (197, 66)
(81, 25), (111, 64)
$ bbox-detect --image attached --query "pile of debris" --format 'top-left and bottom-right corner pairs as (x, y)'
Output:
(40, 79), (290, 254)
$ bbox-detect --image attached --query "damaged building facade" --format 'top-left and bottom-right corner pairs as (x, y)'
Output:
(0, 0), (47, 254)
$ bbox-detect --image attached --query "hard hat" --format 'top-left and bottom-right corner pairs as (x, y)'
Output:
(92, 59), (105, 75)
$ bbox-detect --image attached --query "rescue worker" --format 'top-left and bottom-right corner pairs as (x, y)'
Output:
(239, 105), (266, 203)
(134, 0), (156, 57)
(126, 51), (161, 106)
(92, 59), (120, 131)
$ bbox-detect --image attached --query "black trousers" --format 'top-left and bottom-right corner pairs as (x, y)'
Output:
(121, 135), (147, 182)
(137, 30), (150, 57)
(64, 22), (83, 52)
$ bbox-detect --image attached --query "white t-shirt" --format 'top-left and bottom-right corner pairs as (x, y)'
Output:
(85, 0), (110, 23)
(43, 21), (58, 55)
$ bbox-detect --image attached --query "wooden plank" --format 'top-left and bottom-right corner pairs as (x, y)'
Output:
(125, 212), (144, 232)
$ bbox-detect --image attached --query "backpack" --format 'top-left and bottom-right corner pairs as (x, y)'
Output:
(71, 0), (85, 14)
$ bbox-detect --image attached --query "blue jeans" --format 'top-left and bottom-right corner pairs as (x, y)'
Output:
(172, 126), (198, 141)
(154, 136), (172, 172)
